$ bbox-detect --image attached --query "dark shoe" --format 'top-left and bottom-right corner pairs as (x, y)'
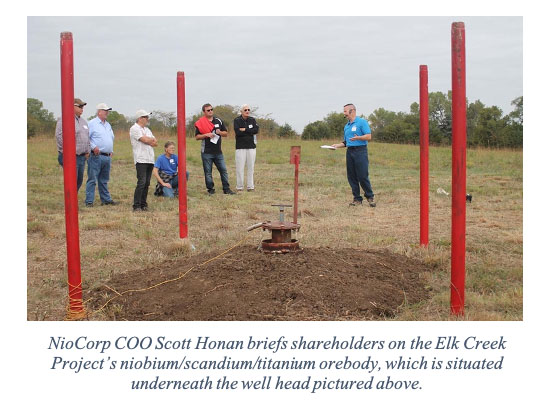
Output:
(141, 206), (149, 212)
(85, 203), (93, 208)
(224, 190), (236, 195)
(133, 207), (143, 212)
(349, 200), (362, 206)
(208, 190), (215, 196)
(368, 197), (376, 207)
(101, 200), (118, 206)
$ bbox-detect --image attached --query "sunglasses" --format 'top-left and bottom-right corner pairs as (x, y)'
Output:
(244, 109), (250, 112)
(205, 108), (213, 112)
(75, 105), (85, 108)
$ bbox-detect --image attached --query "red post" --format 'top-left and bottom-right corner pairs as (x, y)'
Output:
(293, 155), (299, 224)
(177, 72), (188, 239)
(419, 65), (429, 247)
(450, 22), (467, 315)
(60, 32), (84, 317)
(290, 146), (301, 224)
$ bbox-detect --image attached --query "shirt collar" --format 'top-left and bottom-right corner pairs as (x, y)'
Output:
(348, 116), (358, 125)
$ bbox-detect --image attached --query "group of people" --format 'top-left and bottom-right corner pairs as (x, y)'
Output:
(56, 100), (262, 211)
(57, 100), (376, 211)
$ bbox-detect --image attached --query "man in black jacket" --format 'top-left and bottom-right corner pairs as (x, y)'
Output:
(233, 104), (259, 192)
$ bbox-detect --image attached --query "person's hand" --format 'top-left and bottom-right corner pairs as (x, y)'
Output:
(93, 147), (100, 155)
(163, 182), (172, 188)
(239, 127), (246, 132)
(151, 140), (158, 147)
(349, 134), (359, 141)
(215, 129), (220, 135)
(85, 152), (90, 159)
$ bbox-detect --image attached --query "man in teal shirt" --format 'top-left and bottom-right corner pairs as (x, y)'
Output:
(332, 103), (376, 207)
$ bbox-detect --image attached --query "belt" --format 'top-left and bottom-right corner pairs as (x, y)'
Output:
(347, 145), (367, 150)
(91, 151), (111, 156)
(59, 152), (87, 156)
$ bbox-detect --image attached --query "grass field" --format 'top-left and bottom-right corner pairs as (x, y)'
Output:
(27, 133), (523, 321)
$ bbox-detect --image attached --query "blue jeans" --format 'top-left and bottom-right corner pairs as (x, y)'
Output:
(346, 146), (374, 202)
(85, 154), (112, 204)
(162, 175), (179, 197)
(201, 152), (230, 193)
(58, 152), (87, 191)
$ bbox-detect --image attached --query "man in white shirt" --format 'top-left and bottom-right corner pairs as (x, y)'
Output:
(130, 109), (157, 211)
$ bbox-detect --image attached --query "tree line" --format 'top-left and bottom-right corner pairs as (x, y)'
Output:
(27, 99), (297, 139)
(28, 94), (522, 148)
(302, 93), (523, 148)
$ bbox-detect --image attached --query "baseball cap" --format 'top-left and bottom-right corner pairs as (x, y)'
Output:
(96, 103), (112, 111)
(74, 98), (87, 107)
(136, 109), (152, 118)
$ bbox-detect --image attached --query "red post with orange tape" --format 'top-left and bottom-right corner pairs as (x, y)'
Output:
(60, 32), (85, 318)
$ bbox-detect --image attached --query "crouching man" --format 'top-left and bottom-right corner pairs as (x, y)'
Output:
(153, 141), (189, 197)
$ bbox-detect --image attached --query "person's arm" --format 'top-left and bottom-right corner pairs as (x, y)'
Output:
(245, 118), (259, 134)
(195, 126), (213, 140)
(55, 119), (63, 152)
(109, 124), (115, 156)
(350, 120), (371, 141)
(349, 133), (371, 142)
(138, 130), (157, 146)
(331, 142), (346, 149)
(234, 118), (247, 137)
(349, 121), (372, 142)
(89, 121), (99, 155)
(152, 167), (172, 188)
(215, 119), (228, 137)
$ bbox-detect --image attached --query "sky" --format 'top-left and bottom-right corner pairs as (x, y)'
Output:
(27, 16), (522, 133)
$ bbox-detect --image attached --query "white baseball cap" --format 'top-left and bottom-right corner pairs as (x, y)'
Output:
(96, 103), (112, 111)
(136, 109), (152, 118)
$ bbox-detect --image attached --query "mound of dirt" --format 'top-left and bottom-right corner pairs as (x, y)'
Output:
(86, 246), (430, 321)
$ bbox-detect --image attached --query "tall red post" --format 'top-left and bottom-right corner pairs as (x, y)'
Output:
(419, 65), (429, 247)
(290, 146), (301, 224)
(450, 22), (467, 315)
(60, 32), (84, 317)
(176, 72), (188, 239)
(293, 155), (299, 224)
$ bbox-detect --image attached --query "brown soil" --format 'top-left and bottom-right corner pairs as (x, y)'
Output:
(86, 246), (431, 321)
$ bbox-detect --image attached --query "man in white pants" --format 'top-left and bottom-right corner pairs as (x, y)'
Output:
(233, 104), (259, 192)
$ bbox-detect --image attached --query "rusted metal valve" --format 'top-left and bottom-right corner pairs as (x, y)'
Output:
(247, 204), (301, 253)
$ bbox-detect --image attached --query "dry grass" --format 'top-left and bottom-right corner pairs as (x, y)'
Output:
(27, 133), (523, 321)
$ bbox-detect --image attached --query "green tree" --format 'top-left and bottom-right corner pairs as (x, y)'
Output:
(324, 112), (347, 138)
(107, 111), (130, 131)
(278, 123), (297, 138)
(508, 96), (523, 125)
(256, 117), (279, 138)
(466, 99), (485, 147)
(368, 108), (398, 140)
(429, 91), (452, 141)
(27, 98), (56, 138)
(473, 106), (507, 147)
(301, 121), (331, 140)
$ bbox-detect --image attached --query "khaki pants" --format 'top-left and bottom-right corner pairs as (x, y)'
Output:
(235, 148), (256, 190)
